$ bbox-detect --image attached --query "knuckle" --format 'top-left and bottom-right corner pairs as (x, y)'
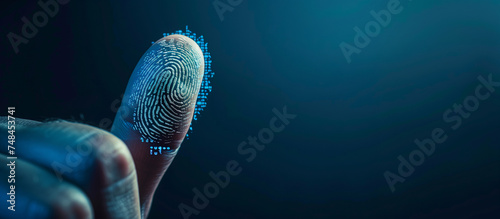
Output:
(85, 132), (135, 186)
(52, 186), (93, 219)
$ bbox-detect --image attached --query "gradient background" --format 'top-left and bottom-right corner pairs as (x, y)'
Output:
(1, 0), (499, 218)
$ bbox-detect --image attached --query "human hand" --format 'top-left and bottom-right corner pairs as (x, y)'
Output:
(0, 34), (205, 219)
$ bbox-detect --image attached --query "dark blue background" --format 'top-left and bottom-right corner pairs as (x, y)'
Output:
(1, 0), (499, 218)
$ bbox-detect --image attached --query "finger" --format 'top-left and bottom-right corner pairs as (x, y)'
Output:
(110, 35), (205, 214)
(0, 153), (92, 219)
(0, 117), (140, 219)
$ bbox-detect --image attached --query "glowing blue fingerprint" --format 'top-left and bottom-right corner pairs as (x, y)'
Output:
(129, 32), (204, 157)
(158, 26), (214, 140)
(137, 26), (213, 156)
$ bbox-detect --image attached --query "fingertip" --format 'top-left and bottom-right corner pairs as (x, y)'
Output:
(113, 34), (205, 147)
(154, 34), (204, 59)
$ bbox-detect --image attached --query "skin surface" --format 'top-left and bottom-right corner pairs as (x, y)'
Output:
(112, 34), (205, 216)
(0, 35), (204, 219)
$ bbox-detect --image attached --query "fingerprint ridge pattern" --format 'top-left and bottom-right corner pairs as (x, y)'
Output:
(129, 32), (205, 148)
(161, 26), (214, 139)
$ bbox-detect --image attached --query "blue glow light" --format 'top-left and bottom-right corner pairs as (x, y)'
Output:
(150, 146), (174, 155)
(162, 26), (213, 139)
(151, 26), (213, 142)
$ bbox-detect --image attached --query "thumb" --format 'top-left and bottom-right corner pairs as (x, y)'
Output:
(111, 34), (205, 216)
